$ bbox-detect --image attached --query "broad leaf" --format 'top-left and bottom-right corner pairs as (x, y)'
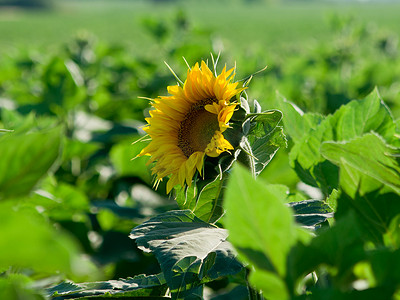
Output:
(130, 210), (243, 299)
(0, 126), (62, 199)
(321, 133), (400, 195)
(289, 88), (396, 194)
(250, 126), (287, 176)
(48, 273), (167, 299)
(289, 212), (366, 290)
(224, 164), (311, 299)
(288, 199), (333, 228)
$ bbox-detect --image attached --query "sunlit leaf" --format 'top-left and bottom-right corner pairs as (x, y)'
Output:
(0, 126), (62, 199)
(224, 164), (310, 299)
(130, 210), (243, 299)
(47, 273), (167, 299)
(321, 133), (400, 195)
(289, 88), (397, 194)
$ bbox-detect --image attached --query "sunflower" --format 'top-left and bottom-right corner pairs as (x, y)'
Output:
(138, 61), (245, 193)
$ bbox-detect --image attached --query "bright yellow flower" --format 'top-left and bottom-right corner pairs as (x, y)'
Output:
(138, 61), (245, 193)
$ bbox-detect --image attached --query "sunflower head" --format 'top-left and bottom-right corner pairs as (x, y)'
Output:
(137, 61), (245, 193)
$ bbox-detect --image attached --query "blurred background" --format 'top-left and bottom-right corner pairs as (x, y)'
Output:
(0, 0), (400, 298)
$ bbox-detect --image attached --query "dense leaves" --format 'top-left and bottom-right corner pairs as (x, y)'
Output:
(1, 4), (400, 300)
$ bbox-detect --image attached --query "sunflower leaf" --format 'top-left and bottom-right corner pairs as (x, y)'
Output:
(130, 210), (243, 299)
(288, 199), (334, 228)
(224, 164), (311, 299)
(47, 273), (167, 299)
(0, 126), (62, 199)
(246, 109), (283, 139)
(321, 133), (400, 195)
(288, 88), (397, 195)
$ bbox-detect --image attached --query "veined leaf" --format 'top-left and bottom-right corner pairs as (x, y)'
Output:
(288, 199), (334, 229)
(250, 126), (287, 176)
(130, 210), (243, 299)
(175, 175), (227, 224)
(289, 88), (396, 194)
(224, 164), (311, 299)
(321, 133), (400, 195)
(47, 273), (167, 299)
(322, 133), (400, 245)
(246, 109), (283, 139)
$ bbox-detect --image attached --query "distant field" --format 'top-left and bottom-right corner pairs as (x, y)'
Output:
(1, 0), (400, 55)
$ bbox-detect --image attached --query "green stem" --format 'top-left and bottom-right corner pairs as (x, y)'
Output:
(247, 283), (264, 300)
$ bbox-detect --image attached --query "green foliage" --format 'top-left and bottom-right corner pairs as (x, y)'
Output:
(224, 164), (311, 299)
(222, 88), (400, 298)
(130, 210), (243, 299)
(47, 273), (167, 299)
(1, 3), (400, 299)
(282, 88), (396, 195)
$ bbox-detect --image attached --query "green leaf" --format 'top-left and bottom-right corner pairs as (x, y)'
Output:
(224, 164), (297, 275)
(289, 88), (397, 194)
(34, 181), (90, 220)
(321, 133), (400, 195)
(224, 164), (310, 299)
(175, 175), (226, 223)
(328, 148), (400, 246)
(330, 88), (396, 144)
(246, 109), (283, 139)
(0, 202), (80, 274)
(288, 199), (333, 228)
(276, 93), (324, 143)
(250, 126), (287, 176)
(47, 273), (167, 299)
(0, 126), (62, 199)
(289, 212), (366, 289)
(62, 138), (100, 163)
(369, 248), (400, 288)
(130, 210), (243, 299)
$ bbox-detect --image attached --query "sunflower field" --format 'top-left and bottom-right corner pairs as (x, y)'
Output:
(1, 0), (400, 299)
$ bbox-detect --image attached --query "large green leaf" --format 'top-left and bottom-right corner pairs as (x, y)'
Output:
(0, 126), (62, 199)
(0, 274), (46, 300)
(321, 133), (400, 245)
(130, 210), (243, 299)
(289, 88), (397, 194)
(224, 164), (311, 299)
(0, 202), (80, 274)
(321, 133), (400, 195)
(48, 273), (167, 299)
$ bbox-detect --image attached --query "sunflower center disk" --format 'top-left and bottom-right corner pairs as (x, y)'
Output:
(178, 101), (220, 158)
